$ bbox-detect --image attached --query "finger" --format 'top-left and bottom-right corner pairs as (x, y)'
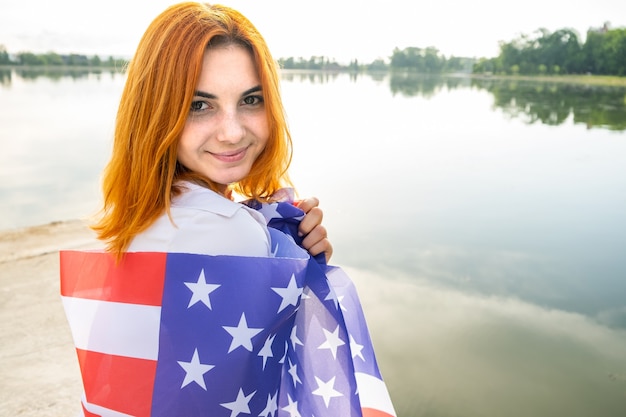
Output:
(294, 196), (319, 214)
(301, 224), (328, 251)
(298, 206), (323, 237)
(306, 239), (333, 263)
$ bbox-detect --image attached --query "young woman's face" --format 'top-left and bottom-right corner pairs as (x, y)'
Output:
(177, 45), (269, 194)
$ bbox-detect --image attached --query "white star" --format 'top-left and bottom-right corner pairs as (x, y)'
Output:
(324, 287), (339, 310)
(177, 348), (214, 390)
(220, 388), (256, 417)
(281, 394), (301, 417)
(271, 274), (303, 313)
(279, 341), (288, 364)
(317, 325), (345, 360)
(312, 376), (344, 407)
(337, 295), (347, 312)
(350, 334), (365, 361)
(223, 313), (263, 353)
(258, 333), (276, 370)
(287, 357), (302, 387)
(258, 203), (282, 222)
(184, 269), (220, 309)
(290, 325), (303, 351)
(259, 391), (278, 417)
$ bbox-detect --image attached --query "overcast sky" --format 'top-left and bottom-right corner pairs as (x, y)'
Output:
(1, 0), (624, 62)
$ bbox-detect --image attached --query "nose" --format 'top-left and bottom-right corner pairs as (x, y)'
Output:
(215, 110), (245, 144)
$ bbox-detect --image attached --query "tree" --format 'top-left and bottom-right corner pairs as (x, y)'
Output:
(44, 52), (64, 66)
(0, 45), (10, 65)
(17, 52), (46, 65)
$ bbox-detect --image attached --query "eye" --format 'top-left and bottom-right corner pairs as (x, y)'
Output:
(242, 95), (263, 106)
(190, 100), (209, 112)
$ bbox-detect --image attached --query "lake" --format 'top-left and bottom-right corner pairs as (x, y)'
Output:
(1, 68), (625, 416)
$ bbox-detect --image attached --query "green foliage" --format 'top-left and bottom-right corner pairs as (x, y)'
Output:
(0, 45), (10, 65)
(0, 49), (128, 69)
(4, 23), (623, 77)
(388, 46), (473, 73)
(472, 24), (626, 76)
(471, 78), (626, 130)
(367, 59), (388, 71)
(277, 56), (342, 71)
(18, 52), (46, 65)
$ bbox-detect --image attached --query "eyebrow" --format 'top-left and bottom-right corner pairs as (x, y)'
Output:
(193, 85), (262, 99)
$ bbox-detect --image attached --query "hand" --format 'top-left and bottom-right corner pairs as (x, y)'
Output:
(295, 197), (333, 263)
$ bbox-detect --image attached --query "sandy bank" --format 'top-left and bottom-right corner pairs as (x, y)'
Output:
(0, 220), (101, 417)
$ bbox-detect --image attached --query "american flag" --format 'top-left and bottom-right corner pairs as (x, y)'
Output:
(60, 201), (396, 417)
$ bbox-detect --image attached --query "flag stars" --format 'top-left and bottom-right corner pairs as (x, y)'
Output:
(337, 295), (347, 312)
(290, 325), (303, 351)
(287, 357), (302, 387)
(271, 274), (303, 313)
(259, 391), (278, 417)
(184, 269), (220, 309)
(350, 334), (365, 361)
(318, 325), (345, 360)
(258, 333), (276, 370)
(281, 394), (302, 417)
(312, 376), (344, 407)
(324, 287), (340, 310)
(220, 388), (256, 417)
(258, 203), (283, 222)
(279, 340), (288, 364)
(223, 313), (263, 353)
(177, 348), (214, 390)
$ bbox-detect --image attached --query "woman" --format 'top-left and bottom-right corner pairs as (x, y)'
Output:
(92, 1), (331, 261)
(61, 3), (396, 416)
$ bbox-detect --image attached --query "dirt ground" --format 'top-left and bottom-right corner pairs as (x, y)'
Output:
(0, 220), (101, 417)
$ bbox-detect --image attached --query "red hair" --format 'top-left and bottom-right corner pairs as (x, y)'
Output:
(92, 2), (293, 257)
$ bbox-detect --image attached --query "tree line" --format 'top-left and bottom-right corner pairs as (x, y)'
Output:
(473, 23), (626, 76)
(0, 45), (127, 68)
(278, 50), (474, 73)
(3, 22), (624, 76)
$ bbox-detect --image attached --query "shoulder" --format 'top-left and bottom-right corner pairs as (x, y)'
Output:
(172, 182), (241, 217)
(128, 182), (271, 256)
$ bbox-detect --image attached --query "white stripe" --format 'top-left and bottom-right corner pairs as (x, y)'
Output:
(355, 372), (397, 416)
(62, 296), (161, 360)
(81, 394), (134, 417)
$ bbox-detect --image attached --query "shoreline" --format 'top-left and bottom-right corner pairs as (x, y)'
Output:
(0, 219), (101, 416)
(0, 219), (101, 263)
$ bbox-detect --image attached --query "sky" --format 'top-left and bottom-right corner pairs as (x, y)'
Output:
(1, 0), (625, 63)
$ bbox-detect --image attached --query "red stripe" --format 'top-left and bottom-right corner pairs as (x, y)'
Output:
(362, 407), (396, 417)
(60, 251), (167, 306)
(76, 348), (157, 417)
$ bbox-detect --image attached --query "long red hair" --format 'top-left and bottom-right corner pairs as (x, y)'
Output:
(92, 2), (293, 257)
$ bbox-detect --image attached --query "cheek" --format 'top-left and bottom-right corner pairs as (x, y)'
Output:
(254, 117), (270, 147)
(176, 126), (195, 162)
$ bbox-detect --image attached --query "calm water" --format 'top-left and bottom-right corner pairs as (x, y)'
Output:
(1, 68), (626, 416)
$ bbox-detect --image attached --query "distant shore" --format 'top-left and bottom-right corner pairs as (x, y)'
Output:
(3, 64), (625, 87)
(468, 73), (626, 87)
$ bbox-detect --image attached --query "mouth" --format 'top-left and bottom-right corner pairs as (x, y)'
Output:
(209, 147), (248, 163)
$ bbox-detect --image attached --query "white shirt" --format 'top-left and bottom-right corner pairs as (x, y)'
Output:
(127, 182), (271, 257)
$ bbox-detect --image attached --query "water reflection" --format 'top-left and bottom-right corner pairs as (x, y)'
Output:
(350, 266), (626, 417)
(472, 79), (626, 131)
(0, 67), (124, 84)
(281, 69), (343, 84)
(280, 71), (626, 131)
(388, 72), (470, 98)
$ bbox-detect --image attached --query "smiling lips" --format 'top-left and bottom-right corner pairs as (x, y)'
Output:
(209, 147), (248, 163)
